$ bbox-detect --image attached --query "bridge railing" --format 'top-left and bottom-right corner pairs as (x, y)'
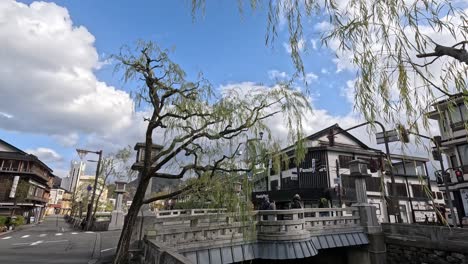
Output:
(145, 207), (362, 246)
(255, 207), (361, 240)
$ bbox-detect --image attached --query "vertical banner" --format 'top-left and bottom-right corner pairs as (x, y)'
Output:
(460, 189), (468, 217)
(9, 176), (20, 198)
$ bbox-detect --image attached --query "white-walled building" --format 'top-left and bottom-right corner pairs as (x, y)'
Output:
(60, 160), (85, 193)
(253, 124), (442, 224)
(428, 93), (468, 225)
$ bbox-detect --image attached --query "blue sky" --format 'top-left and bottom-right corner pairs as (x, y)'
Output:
(0, 0), (360, 176)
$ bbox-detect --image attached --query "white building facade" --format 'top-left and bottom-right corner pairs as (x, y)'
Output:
(428, 93), (468, 225)
(60, 160), (85, 193)
(253, 124), (442, 224)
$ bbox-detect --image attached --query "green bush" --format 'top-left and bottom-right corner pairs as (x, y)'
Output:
(0, 216), (7, 226)
(14, 216), (25, 226)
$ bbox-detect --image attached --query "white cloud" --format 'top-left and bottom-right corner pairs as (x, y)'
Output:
(26, 147), (63, 163)
(268, 70), (289, 80)
(283, 38), (305, 54)
(321, 68), (329, 74)
(310, 39), (318, 50)
(340, 79), (355, 104)
(303, 72), (318, 83)
(0, 1), (136, 145)
(0, 112), (13, 119)
(314, 21), (333, 32)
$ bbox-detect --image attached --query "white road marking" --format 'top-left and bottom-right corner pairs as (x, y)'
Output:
(21, 235), (30, 238)
(55, 233), (63, 236)
(12, 239), (68, 246)
(31, 240), (43, 246)
(43, 239), (68, 244)
(85, 231), (94, 234)
(101, 247), (116, 252)
(71, 232), (78, 235)
(39, 234), (47, 237)
(1, 236), (12, 240)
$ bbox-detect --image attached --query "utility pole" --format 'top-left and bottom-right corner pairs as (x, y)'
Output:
(76, 149), (103, 231)
(333, 121), (401, 222)
(406, 132), (458, 226)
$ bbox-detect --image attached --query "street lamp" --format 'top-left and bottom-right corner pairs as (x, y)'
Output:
(76, 148), (103, 231)
(349, 159), (371, 204)
(131, 143), (163, 207)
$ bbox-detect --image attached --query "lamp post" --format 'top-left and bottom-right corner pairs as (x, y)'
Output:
(131, 143), (164, 203)
(349, 159), (381, 234)
(108, 181), (127, 230)
(76, 148), (103, 231)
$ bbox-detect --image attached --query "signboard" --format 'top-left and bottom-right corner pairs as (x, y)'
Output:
(9, 176), (20, 198)
(334, 177), (342, 185)
(311, 159), (316, 173)
(460, 189), (468, 217)
(376, 130), (400, 144)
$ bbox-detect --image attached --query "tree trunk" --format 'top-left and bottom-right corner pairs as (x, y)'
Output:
(113, 175), (150, 264)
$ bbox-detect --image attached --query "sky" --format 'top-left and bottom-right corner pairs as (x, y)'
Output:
(0, 0), (463, 178)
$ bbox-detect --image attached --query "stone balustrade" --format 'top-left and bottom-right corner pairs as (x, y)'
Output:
(143, 207), (362, 250)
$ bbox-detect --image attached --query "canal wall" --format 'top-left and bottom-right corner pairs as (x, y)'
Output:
(382, 223), (468, 264)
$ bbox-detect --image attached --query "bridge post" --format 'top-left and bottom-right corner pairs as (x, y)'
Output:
(349, 160), (387, 264)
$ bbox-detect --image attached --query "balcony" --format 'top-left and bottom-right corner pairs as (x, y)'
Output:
(27, 195), (48, 203)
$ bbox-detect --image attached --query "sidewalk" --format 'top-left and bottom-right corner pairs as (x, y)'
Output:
(0, 222), (37, 237)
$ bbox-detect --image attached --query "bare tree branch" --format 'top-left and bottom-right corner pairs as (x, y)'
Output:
(143, 184), (194, 204)
(416, 43), (468, 64)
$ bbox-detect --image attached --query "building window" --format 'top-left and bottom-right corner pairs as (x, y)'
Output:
(365, 177), (382, 192)
(448, 103), (468, 131)
(387, 183), (408, 197)
(450, 155), (459, 168)
(457, 144), (468, 167)
(436, 192), (443, 200)
(271, 180), (279, 190)
(339, 155), (353, 169)
(411, 185), (426, 198)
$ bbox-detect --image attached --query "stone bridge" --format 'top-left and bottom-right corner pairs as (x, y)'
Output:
(136, 207), (377, 264)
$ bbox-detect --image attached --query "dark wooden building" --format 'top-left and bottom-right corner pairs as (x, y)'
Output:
(0, 139), (55, 223)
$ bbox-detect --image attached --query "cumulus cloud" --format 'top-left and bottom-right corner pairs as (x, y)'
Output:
(283, 38), (305, 54)
(268, 70), (289, 80)
(303, 72), (318, 83)
(26, 147), (63, 163)
(0, 1), (136, 146)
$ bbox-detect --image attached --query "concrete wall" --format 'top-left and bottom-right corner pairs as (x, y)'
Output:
(387, 243), (467, 264)
(383, 223), (468, 264)
(143, 240), (192, 264)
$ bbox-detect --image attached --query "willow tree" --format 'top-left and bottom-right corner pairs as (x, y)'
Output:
(193, 0), (467, 132)
(112, 41), (309, 264)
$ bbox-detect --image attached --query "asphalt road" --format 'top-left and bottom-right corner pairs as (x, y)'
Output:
(0, 215), (120, 264)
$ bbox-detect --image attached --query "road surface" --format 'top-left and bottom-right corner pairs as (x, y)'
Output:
(0, 215), (120, 264)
